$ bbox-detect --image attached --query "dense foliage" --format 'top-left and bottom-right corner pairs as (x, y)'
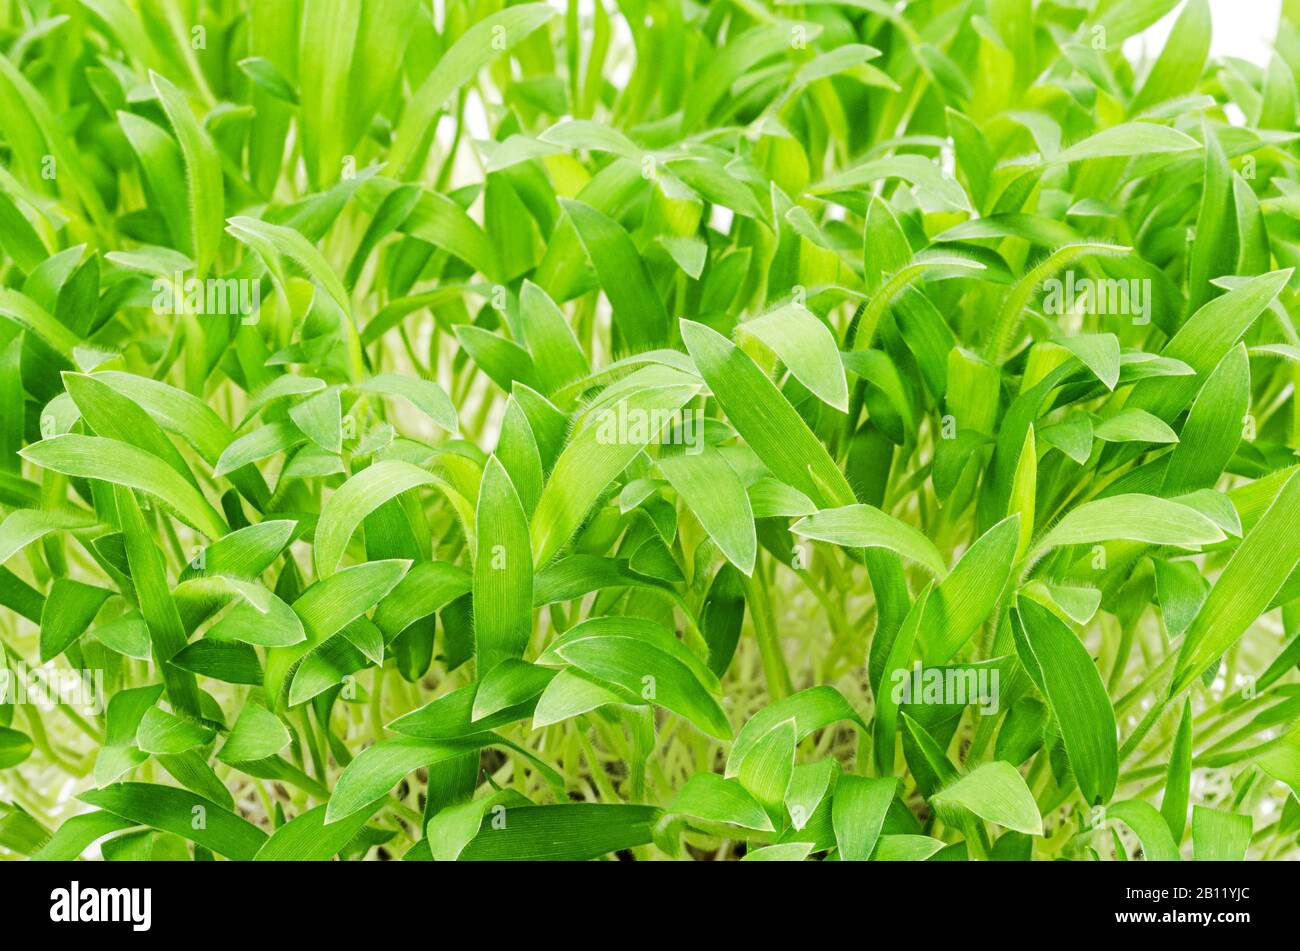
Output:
(2, 0), (1300, 861)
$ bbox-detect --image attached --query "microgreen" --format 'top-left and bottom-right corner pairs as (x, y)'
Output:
(1, 0), (1300, 864)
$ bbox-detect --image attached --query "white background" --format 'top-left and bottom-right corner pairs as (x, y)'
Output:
(1126, 0), (1282, 65)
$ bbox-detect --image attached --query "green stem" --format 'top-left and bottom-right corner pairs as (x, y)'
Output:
(741, 570), (792, 701)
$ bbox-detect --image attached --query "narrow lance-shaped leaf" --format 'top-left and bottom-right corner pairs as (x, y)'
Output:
(474, 457), (533, 676)
(315, 461), (438, 578)
(1014, 598), (1118, 805)
(556, 635), (732, 740)
(920, 516), (1019, 664)
(658, 448), (757, 576)
(150, 71), (224, 278)
(737, 303), (849, 412)
(931, 762), (1043, 836)
(79, 783), (266, 861)
(681, 320), (856, 509)
(113, 486), (202, 718)
(387, 4), (558, 179)
(1161, 700), (1193, 843)
(531, 372), (700, 565)
(832, 775), (897, 861)
(1033, 495), (1225, 557)
(1173, 468), (1300, 694)
(561, 198), (670, 349)
(21, 434), (228, 539)
(792, 504), (946, 577)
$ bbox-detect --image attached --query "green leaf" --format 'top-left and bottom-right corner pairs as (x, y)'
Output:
(666, 773), (774, 833)
(1034, 494), (1224, 556)
(214, 422), (305, 478)
(931, 762), (1043, 836)
(1129, 0), (1212, 114)
(1108, 800), (1181, 860)
(79, 783), (267, 860)
(355, 374), (457, 434)
(736, 717), (796, 819)
(518, 281), (590, 395)
(296, 0), (360, 189)
(182, 520), (296, 581)
(682, 320), (855, 509)
(473, 457), (533, 675)
(0, 726), (33, 768)
(31, 811), (137, 861)
(149, 71), (224, 278)
(1130, 270), (1290, 421)
(1191, 806), (1251, 861)
(458, 804), (660, 861)
(727, 687), (867, 778)
(387, 4), (558, 179)
(217, 703), (290, 764)
(1013, 598), (1118, 805)
(21, 435), (227, 538)
(1187, 127), (1236, 314)
(921, 516), (1018, 664)
(327, 735), (493, 824)
(237, 55), (298, 104)
(556, 635), (731, 740)
(874, 584), (930, 775)
(701, 564), (747, 677)
(793, 504), (946, 577)
(315, 461), (438, 578)
(39, 578), (112, 662)
(288, 387), (342, 453)
(814, 154), (971, 212)
(832, 775), (896, 861)
(873, 834), (945, 861)
(0, 289), (79, 358)
(136, 705), (215, 755)
(256, 800), (385, 861)
(994, 698), (1048, 767)
(372, 561), (472, 639)
(1059, 334), (1120, 391)
(1160, 344), (1249, 495)
(561, 198), (669, 349)
(531, 370), (700, 564)
(264, 560), (410, 703)
(472, 660), (556, 722)
(1093, 408), (1179, 445)
(0, 188), (48, 272)
(205, 587), (306, 648)
(114, 487), (202, 717)
(738, 304), (849, 412)
(741, 841), (815, 862)
(1173, 469), (1300, 693)
(1160, 699), (1193, 842)
(226, 215), (351, 319)
(1048, 122), (1200, 164)
(531, 669), (626, 729)
(0, 509), (95, 565)
(658, 448), (757, 576)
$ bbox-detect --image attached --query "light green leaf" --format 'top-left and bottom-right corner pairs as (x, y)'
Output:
(1034, 495), (1224, 556)
(793, 504), (946, 576)
(931, 762), (1043, 836)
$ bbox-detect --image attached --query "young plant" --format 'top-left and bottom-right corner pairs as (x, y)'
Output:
(0, 0), (1299, 863)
